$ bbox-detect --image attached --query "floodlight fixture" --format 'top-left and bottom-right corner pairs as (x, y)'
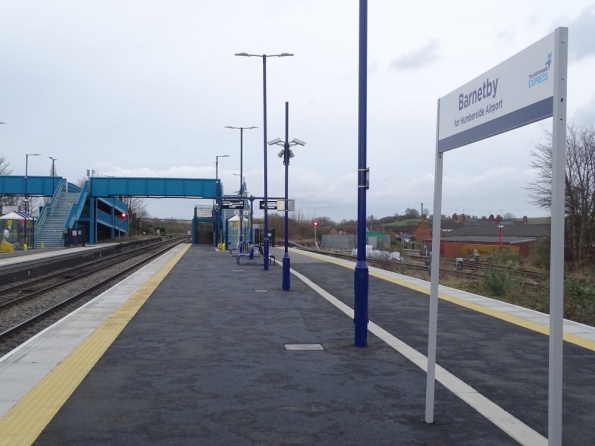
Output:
(227, 126), (258, 130)
(235, 53), (294, 58)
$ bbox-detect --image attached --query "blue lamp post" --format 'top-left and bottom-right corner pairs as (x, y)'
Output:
(215, 154), (230, 247)
(354, 0), (369, 347)
(235, 52), (294, 270)
(268, 102), (306, 291)
(25, 153), (41, 215)
(225, 126), (257, 253)
(49, 157), (57, 195)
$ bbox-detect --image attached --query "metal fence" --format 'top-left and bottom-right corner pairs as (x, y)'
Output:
(321, 234), (391, 250)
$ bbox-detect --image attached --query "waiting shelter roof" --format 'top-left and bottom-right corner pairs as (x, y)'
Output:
(0, 211), (35, 221)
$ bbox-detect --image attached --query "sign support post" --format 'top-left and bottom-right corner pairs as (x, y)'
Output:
(425, 101), (443, 423)
(548, 26), (568, 446)
(425, 28), (568, 445)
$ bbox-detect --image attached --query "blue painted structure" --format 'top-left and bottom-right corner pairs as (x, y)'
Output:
(89, 177), (219, 198)
(2, 175), (222, 246)
(87, 177), (220, 244)
(0, 175), (64, 196)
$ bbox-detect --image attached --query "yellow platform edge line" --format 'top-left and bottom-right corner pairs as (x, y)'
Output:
(0, 243), (191, 446)
(291, 249), (595, 352)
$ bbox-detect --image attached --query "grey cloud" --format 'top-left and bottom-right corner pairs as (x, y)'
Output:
(390, 40), (439, 71)
(564, 5), (595, 61)
(573, 97), (595, 127)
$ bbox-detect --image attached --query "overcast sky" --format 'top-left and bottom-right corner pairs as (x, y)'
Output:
(1, 1), (594, 222)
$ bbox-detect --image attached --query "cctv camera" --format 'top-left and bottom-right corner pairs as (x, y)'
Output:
(268, 138), (282, 145)
(291, 138), (306, 146)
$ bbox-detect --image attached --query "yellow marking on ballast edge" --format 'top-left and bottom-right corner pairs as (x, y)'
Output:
(0, 243), (191, 446)
(290, 248), (595, 352)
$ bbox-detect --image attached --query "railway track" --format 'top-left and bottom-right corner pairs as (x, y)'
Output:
(0, 238), (185, 356)
(294, 247), (548, 283)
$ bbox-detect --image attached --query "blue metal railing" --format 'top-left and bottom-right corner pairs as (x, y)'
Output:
(64, 181), (89, 230)
(97, 208), (128, 232)
(35, 179), (66, 240)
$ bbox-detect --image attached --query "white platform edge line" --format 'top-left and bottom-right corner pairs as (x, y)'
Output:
(287, 248), (595, 338)
(290, 267), (547, 446)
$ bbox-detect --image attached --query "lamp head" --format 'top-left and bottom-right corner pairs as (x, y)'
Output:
(235, 52), (249, 57)
(279, 53), (294, 57)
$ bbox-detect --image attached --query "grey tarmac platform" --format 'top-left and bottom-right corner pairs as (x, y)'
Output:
(8, 244), (594, 445)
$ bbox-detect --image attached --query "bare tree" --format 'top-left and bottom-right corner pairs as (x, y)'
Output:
(526, 124), (595, 265)
(118, 196), (150, 234)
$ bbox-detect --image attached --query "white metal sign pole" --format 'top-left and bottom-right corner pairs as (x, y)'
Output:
(425, 99), (443, 423)
(548, 27), (568, 446)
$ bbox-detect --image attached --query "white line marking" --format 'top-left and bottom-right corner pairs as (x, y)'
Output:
(291, 267), (547, 446)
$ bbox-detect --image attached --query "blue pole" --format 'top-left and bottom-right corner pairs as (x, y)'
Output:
(354, 0), (369, 347)
(239, 128), (244, 252)
(249, 196), (255, 259)
(282, 102), (291, 291)
(262, 55), (270, 270)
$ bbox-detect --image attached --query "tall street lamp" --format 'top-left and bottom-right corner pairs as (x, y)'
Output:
(235, 51), (294, 270)
(498, 224), (504, 248)
(268, 102), (306, 291)
(215, 154), (230, 183)
(226, 126), (257, 254)
(25, 153), (41, 214)
(215, 154), (230, 247)
(49, 157), (57, 194)
(354, 0), (369, 347)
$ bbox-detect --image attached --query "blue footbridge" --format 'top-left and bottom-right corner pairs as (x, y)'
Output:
(0, 175), (226, 248)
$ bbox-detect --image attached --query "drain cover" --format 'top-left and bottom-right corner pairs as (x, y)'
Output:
(285, 344), (324, 351)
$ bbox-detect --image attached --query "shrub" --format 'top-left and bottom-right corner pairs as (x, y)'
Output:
(483, 268), (516, 296)
(529, 237), (550, 270)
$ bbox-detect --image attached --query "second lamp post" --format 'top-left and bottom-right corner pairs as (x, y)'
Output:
(268, 102), (305, 291)
(226, 126), (257, 253)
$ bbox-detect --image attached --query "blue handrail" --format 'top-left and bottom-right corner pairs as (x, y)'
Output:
(64, 181), (89, 230)
(35, 179), (66, 239)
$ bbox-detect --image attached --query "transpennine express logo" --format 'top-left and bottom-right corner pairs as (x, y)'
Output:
(528, 52), (552, 88)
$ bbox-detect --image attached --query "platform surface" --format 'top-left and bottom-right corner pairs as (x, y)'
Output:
(0, 245), (593, 445)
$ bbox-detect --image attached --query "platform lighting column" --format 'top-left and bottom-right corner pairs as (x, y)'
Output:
(249, 196), (255, 258)
(25, 153), (41, 215)
(235, 51), (294, 270)
(49, 157), (57, 194)
(354, 0), (369, 347)
(225, 126), (257, 253)
(215, 154), (230, 246)
(269, 102), (306, 291)
(498, 224), (504, 248)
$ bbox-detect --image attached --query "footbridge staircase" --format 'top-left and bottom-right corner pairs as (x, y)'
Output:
(35, 181), (89, 248)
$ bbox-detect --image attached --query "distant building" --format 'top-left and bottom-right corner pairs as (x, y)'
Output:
(434, 224), (550, 258)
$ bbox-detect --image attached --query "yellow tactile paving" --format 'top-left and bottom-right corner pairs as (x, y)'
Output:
(0, 244), (191, 446)
(290, 249), (595, 352)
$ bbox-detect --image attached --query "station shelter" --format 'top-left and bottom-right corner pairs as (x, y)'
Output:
(0, 211), (35, 252)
